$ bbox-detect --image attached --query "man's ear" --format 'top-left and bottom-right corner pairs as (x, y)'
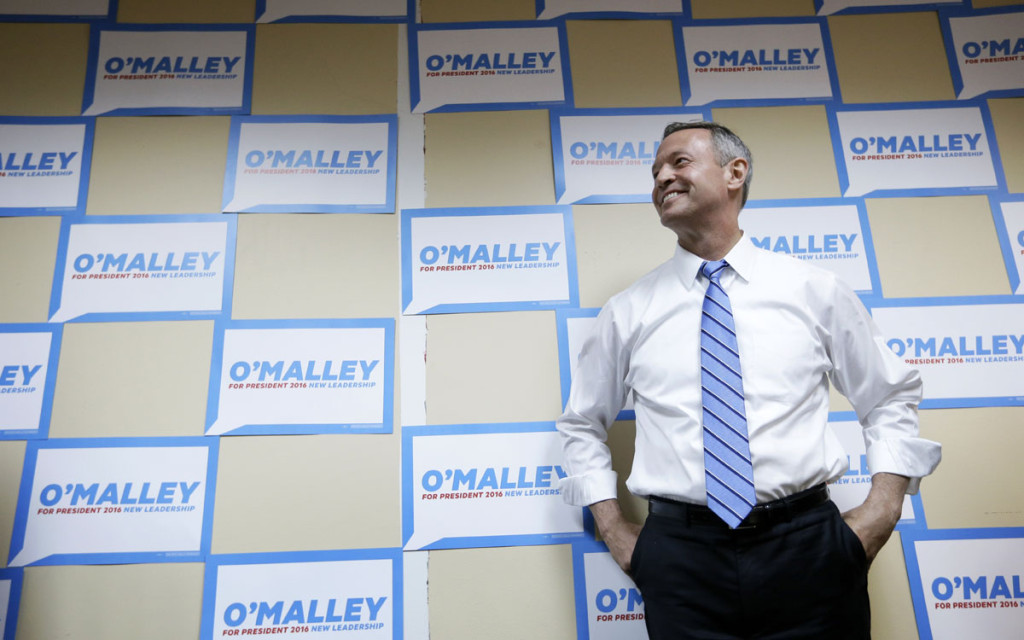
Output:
(725, 157), (748, 193)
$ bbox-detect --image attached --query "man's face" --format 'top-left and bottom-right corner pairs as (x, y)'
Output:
(650, 128), (733, 231)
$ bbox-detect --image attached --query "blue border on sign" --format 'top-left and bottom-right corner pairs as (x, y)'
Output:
(901, 526), (1024, 640)
(81, 23), (255, 117)
(408, 19), (574, 114)
(200, 548), (404, 640)
(939, 6), (1024, 101)
(536, 0), (685, 19)
(204, 317), (396, 436)
(826, 99), (1007, 199)
(672, 16), (842, 108)
(0, 0), (117, 21)
(740, 197), (884, 299)
(555, 307), (636, 422)
(401, 422), (588, 550)
(549, 106), (711, 204)
(255, 0), (413, 22)
(866, 295), (1024, 408)
(47, 214), (237, 323)
(7, 437), (219, 567)
(400, 205), (580, 315)
(0, 117), (95, 216)
(814, 0), (964, 15)
(0, 324), (62, 441)
(0, 568), (23, 640)
(221, 114), (399, 214)
(990, 193), (1024, 295)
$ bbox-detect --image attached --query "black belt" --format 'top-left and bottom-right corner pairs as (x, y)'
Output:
(649, 483), (830, 530)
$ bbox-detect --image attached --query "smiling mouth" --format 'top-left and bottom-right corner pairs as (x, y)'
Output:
(661, 191), (684, 205)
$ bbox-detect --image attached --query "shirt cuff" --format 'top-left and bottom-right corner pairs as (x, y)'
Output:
(557, 469), (619, 506)
(865, 437), (942, 495)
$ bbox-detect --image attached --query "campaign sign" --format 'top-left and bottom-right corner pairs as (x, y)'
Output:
(8, 437), (218, 567)
(401, 206), (579, 315)
(201, 549), (401, 640)
(571, 540), (647, 640)
(409, 21), (572, 113)
(82, 24), (255, 116)
(550, 107), (708, 204)
(0, 0), (113, 20)
(992, 196), (1024, 295)
(902, 527), (1024, 640)
(402, 422), (586, 550)
(869, 298), (1024, 408)
(674, 18), (840, 107)
(829, 102), (1002, 198)
(555, 308), (635, 421)
(826, 413), (923, 528)
(0, 117), (94, 216)
(205, 319), (395, 436)
(740, 199), (880, 296)
(0, 324), (61, 440)
(48, 215), (236, 323)
(0, 568), (22, 640)
(537, 0), (683, 19)
(815, 0), (963, 15)
(942, 7), (1024, 100)
(256, 0), (410, 22)
(223, 115), (397, 214)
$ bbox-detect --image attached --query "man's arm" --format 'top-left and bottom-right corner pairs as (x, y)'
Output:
(841, 471), (908, 564)
(590, 498), (642, 573)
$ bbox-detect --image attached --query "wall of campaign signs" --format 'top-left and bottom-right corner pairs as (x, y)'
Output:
(0, 0), (1022, 638)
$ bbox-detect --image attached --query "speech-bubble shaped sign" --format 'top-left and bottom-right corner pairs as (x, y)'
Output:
(679, 21), (835, 106)
(83, 25), (253, 116)
(0, 326), (60, 439)
(223, 116), (396, 213)
(0, 568), (19, 640)
(0, 118), (92, 214)
(902, 528), (1024, 640)
(816, 0), (961, 15)
(0, 0), (109, 17)
(49, 216), (234, 323)
(833, 104), (998, 197)
(575, 544), (648, 640)
(995, 200), (1024, 295)
(256, 0), (408, 22)
(552, 109), (706, 204)
(202, 549), (400, 639)
(826, 415), (916, 522)
(402, 206), (578, 315)
(945, 9), (1024, 100)
(8, 438), (217, 567)
(206, 320), (394, 436)
(411, 23), (569, 113)
(538, 0), (682, 18)
(403, 424), (585, 550)
(870, 300), (1024, 408)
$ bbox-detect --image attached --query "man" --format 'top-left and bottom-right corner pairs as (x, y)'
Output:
(557, 121), (941, 639)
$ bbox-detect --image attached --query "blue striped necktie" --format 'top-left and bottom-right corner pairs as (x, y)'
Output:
(699, 260), (755, 528)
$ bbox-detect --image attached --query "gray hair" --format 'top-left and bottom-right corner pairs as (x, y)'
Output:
(662, 121), (753, 206)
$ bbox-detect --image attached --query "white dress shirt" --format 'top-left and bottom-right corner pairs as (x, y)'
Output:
(557, 236), (941, 507)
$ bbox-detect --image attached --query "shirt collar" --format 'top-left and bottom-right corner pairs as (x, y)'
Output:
(672, 233), (758, 288)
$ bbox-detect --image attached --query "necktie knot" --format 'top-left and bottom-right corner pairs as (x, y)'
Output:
(701, 260), (728, 284)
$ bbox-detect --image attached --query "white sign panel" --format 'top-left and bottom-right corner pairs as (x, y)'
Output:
(869, 300), (1024, 408)
(223, 116), (397, 213)
(556, 308), (635, 421)
(402, 423), (586, 550)
(943, 8), (1024, 99)
(573, 542), (648, 640)
(0, 325), (61, 440)
(202, 549), (401, 639)
(256, 0), (408, 22)
(538, 0), (683, 18)
(551, 108), (707, 204)
(677, 19), (837, 106)
(740, 201), (878, 294)
(410, 22), (571, 113)
(8, 438), (217, 566)
(0, 568), (20, 640)
(206, 320), (394, 436)
(401, 206), (579, 315)
(994, 199), (1024, 295)
(0, 118), (93, 215)
(902, 528), (1024, 640)
(815, 0), (963, 15)
(82, 25), (254, 116)
(830, 103), (1000, 197)
(0, 0), (110, 18)
(48, 215), (235, 323)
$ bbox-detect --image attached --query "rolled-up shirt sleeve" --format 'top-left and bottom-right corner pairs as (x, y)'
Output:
(556, 303), (630, 506)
